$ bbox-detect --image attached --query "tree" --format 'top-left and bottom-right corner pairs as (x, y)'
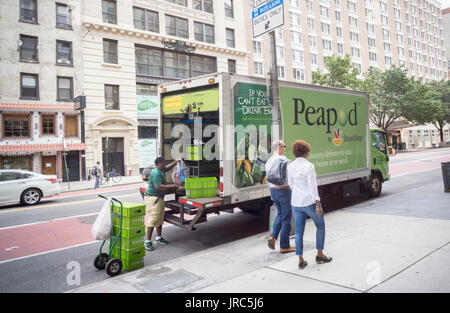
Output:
(311, 54), (361, 90)
(428, 80), (450, 142)
(360, 66), (406, 132)
(400, 77), (435, 126)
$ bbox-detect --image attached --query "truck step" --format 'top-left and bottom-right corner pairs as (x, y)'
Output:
(165, 201), (198, 215)
(164, 213), (207, 230)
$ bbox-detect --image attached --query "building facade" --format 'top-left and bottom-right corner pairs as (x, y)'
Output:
(0, 0), (86, 181)
(246, 0), (448, 83)
(81, 0), (249, 175)
(443, 7), (450, 78)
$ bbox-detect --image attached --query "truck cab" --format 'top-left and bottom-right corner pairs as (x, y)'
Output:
(368, 128), (390, 197)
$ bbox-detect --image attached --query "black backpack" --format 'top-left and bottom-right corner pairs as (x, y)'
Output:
(266, 158), (288, 186)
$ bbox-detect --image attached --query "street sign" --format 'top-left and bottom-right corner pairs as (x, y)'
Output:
(252, 0), (284, 38)
(254, 0), (269, 7)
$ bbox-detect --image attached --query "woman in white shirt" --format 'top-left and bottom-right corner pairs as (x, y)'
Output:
(288, 140), (332, 269)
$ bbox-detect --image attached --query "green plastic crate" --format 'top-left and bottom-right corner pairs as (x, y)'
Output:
(186, 145), (202, 161)
(121, 257), (144, 271)
(112, 215), (144, 228)
(111, 202), (146, 218)
(112, 224), (145, 239)
(110, 236), (144, 250)
(112, 244), (145, 260)
(185, 177), (217, 198)
(111, 245), (145, 272)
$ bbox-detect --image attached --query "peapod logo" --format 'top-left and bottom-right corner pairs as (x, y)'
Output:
(292, 98), (362, 146)
(292, 98), (359, 134)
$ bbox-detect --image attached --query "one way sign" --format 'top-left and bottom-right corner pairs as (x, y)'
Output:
(252, 0), (284, 38)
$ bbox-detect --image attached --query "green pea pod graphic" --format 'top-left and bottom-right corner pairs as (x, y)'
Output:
(141, 140), (152, 147)
(138, 100), (158, 111)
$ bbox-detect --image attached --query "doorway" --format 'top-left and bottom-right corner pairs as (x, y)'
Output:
(42, 156), (57, 175)
(62, 151), (80, 182)
(102, 137), (124, 175)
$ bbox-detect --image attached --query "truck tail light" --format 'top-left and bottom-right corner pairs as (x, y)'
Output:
(220, 167), (223, 177)
(220, 182), (223, 192)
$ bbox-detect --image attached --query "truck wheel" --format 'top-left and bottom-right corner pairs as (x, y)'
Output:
(368, 174), (382, 198)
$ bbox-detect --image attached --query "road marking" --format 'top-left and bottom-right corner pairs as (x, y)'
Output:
(0, 192), (140, 215)
(0, 212), (99, 231)
(0, 241), (99, 265)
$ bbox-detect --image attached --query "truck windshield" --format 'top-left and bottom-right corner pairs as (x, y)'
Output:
(372, 131), (387, 155)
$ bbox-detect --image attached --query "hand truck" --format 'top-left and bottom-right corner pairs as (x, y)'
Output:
(93, 194), (123, 276)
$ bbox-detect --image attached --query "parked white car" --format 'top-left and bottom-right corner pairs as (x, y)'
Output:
(0, 170), (61, 206)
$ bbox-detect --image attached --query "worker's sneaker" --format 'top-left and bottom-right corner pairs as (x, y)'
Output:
(155, 237), (169, 245)
(145, 241), (155, 251)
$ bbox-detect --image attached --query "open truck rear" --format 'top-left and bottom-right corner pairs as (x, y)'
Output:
(145, 73), (388, 230)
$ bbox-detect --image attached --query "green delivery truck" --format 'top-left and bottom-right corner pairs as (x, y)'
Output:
(148, 73), (389, 230)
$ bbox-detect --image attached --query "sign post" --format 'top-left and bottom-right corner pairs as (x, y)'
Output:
(252, 0), (284, 145)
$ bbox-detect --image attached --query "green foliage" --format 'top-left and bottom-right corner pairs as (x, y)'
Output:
(311, 54), (361, 90)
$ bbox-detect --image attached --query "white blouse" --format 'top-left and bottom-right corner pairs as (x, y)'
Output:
(287, 157), (320, 207)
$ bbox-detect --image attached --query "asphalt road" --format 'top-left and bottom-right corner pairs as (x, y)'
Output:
(0, 147), (449, 293)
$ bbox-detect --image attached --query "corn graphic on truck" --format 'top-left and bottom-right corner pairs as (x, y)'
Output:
(142, 73), (389, 230)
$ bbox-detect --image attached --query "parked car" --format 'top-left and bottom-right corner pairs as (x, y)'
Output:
(0, 170), (61, 206)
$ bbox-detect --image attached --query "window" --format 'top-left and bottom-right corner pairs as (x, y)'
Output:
(165, 52), (190, 79)
(293, 68), (305, 82)
(166, 15), (188, 38)
(292, 49), (304, 64)
(64, 115), (78, 137)
(193, 0), (213, 13)
(0, 158), (32, 171)
(165, 0), (187, 6)
(337, 43), (344, 54)
(56, 3), (72, 28)
(322, 39), (332, 51)
(135, 47), (163, 77)
(103, 39), (118, 64)
(56, 40), (72, 65)
(254, 62), (264, 77)
(41, 114), (56, 135)
(192, 56), (216, 77)
(57, 77), (73, 101)
(277, 66), (285, 79)
(253, 41), (263, 57)
(105, 85), (119, 110)
(102, 0), (117, 24)
(194, 22), (214, 43)
(226, 28), (235, 48)
(2, 114), (30, 138)
(19, 35), (38, 61)
(20, 73), (39, 99)
(135, 46), (215, 79)
(20, 0), (37, 23)
(133, 7), (159, 33)
(225, 0), (234, 18)
(228, 59), (236, 74)
(138, 126), (158, 139)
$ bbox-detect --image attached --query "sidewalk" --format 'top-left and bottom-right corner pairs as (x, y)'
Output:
(70, 205), (450, 293)
(60, 175), (143, 193)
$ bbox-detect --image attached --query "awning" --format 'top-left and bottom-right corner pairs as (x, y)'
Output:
(0, 143), (86, 153)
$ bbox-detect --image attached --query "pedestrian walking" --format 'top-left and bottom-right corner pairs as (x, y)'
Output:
(288, 140), (332, 269)
(144, 156), (180, 251)
(265, 140), (295, 253)
(94, 162), (102, 189)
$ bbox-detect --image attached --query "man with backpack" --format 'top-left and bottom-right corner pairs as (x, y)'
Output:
(265, 140), (295, 253)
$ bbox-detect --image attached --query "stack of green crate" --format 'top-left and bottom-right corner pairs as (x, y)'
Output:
(110, 201), (146, 271)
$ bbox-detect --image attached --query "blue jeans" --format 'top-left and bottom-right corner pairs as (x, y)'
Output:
(269, 188), (292, 249)
(95, 176), (101, 189)
(292, 204), (325, 256)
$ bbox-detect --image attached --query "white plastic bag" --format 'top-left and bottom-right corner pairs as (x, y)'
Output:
(91, 198), (112, 240)
(172, 160), (189, 186)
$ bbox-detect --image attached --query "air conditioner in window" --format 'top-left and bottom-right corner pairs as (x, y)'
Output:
(58, 59), (70, 64)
